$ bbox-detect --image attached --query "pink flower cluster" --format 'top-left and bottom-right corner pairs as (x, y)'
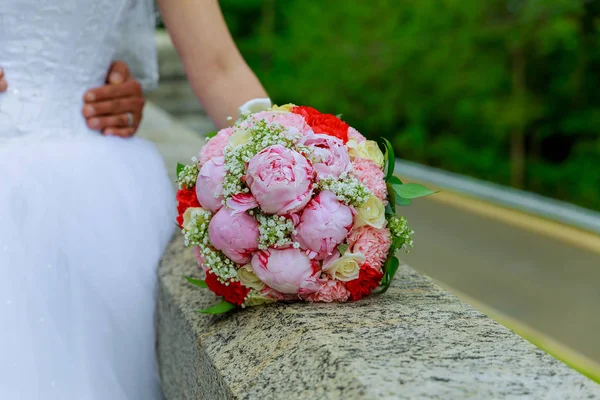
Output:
(177, 104), (393, 309)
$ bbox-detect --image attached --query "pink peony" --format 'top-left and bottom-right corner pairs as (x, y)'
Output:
(292, 191), (355, 260)
(251, 248), (319, 294)
(243, 111), (313, 136)
(246, 145), (315, 215)
(346, 226), (392, 270)
(195, 156), (225, 212)
(348, 127), (366, 144)
(351, 158), (388, 203)
(198, 128), (233, 166)
(208, 207), (259, 264)
(303, 278), (350, 303)
(261, 287), (286, 301)
(226, 192), (259, 213)
(301, 134), (351, 179)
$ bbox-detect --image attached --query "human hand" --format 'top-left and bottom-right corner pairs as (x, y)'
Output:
(0, 67), (7, 92)
(82, 61), (145, 137)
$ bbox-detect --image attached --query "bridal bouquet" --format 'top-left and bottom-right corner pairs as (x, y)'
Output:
(175, 104), (434, 314)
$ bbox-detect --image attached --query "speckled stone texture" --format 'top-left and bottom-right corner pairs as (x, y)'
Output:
(157, 234), (600, 399)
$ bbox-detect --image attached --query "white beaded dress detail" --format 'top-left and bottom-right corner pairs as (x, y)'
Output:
(0, 0), (174, 398)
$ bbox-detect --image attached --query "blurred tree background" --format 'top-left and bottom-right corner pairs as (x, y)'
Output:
(170, 0), (600, 210)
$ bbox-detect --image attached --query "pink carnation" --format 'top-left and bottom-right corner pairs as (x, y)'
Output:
(243, 111), (313, 136)
(198, 128), (233, 166)
(346, 226), (392, 270)
(303, 278), (350, 303)
(348, 127), (366, 143)
(351, 158), (388, 203)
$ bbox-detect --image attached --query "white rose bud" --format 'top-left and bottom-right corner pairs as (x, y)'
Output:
(349, 140), (385, 168)
(237, 264), (266, 291)
(354, 195), (386, 229)
(228, 129), (251, 149)
(346, 137), (359, 151)
(322, 252), (366, 281)
(182, 207), (207, 231)
(243, 292), (276, 307)
(238, 97), (272, 116)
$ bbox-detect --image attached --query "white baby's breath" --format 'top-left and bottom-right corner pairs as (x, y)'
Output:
(388, 215), (414, 253)
(316, 171), (371, 207)
(255, 212), (297, 250)
(182, 208), (238, 281)
(177, 162), (199, 189)
(222, 118), (307, 200)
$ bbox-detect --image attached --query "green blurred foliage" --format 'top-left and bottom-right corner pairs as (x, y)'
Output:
(218, 0), (600, 210)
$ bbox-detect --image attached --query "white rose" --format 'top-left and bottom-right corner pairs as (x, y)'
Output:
(244, 292), (276, 307)
(228, 129), (251, 148)
(349, 140), (385, 168)
(322, 252), (366, 281)
(346, 137), (359, 151)
(182, 207), (207, 231)
(238, 97), (272, 116)
(269, 103), (296, 112)
(237, 264), (265, 291)
(354, 195), (385, 229)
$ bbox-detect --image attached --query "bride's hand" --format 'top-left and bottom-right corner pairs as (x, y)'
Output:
(0, 67), (7, 92)
(82, 61), (145, 138)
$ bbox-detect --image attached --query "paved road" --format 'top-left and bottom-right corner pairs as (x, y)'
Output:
(399, 194), (600, 364)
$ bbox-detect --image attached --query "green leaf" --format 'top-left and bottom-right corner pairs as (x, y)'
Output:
(185, 276), (208, 288)
(395, 196), (412, 206)
(393, 237), (406, 250)
(392, 183), (436, 199)
(378, 256), (400, 295)
(336, 113), (343, 119)
(391, 185), (412, 206)
(205, 131), (218, 139)
(388, 176), (403, 185)
(197, 300), (237, 315)
(386, 182), (397, 213)
(337, 243), (349, 255)
(176, 162), (185, 177)
(381, 138), (395, 182)
(385, 203), (395, 216)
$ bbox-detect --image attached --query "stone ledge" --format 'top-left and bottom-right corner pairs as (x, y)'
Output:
(157, 234), (600, 399)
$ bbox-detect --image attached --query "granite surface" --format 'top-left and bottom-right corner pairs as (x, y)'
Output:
(157, 234), (600, 400)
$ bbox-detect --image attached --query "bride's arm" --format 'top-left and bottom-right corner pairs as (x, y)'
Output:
(157, 0), (269, 130)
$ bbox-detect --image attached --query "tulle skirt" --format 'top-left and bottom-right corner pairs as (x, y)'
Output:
(0, 134), (175, 399)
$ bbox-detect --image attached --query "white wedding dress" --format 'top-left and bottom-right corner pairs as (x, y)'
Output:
(0, 0), (174, 398)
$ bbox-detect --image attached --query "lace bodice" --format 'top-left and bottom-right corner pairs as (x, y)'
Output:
(0, 0), (135, 142)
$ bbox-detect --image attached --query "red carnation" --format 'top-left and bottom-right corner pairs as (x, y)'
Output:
(205, 272), (250, 306)
(309, 113), (350, 143)
(176, 187), (200, 228)
(345, 264), (384, 301)
(291, 105), (322, 120)
(292, 106), (349, 143)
